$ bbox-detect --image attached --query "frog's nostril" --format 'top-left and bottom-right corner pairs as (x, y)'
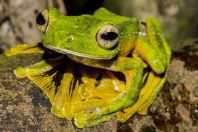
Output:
(36, 13), (46, 25)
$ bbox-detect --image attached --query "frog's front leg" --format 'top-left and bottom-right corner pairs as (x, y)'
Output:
(4, 43), (44, 56)
(14, 58), (65, 102)
(74, 57), (145, 128)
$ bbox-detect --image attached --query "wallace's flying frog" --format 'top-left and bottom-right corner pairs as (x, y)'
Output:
(5, 7), (171, 128)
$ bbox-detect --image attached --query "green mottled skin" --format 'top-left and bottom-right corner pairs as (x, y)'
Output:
(42, 8), (139, 59)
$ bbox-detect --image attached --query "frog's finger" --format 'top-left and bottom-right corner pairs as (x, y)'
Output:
(4, 43), (44, 56)
(116, 71), (166, 122)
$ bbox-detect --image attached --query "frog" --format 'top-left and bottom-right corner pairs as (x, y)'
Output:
(5, 7), (171, 128)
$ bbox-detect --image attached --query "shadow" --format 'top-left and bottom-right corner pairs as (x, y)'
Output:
(63, 0), (104, 15)
(35, 43), (126, 98)
(0, 48), (3, 54)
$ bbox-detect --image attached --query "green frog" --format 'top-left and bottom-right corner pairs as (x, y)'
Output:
(5, 7), (171, 128)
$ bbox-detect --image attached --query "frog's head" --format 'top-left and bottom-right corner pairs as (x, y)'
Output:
(36, 8), (138, 60)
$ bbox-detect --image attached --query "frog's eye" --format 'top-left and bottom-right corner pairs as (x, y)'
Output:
(96, 24), (119, 49)
(36, 9), (49, 33)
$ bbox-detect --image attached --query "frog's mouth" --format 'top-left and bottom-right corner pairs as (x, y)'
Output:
(43, 43), (117, 60)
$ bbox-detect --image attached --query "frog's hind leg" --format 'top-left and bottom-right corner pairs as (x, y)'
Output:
(116, 17), (171, 122)
(4, 43), (44, 56)
(134, 17), (171, 75)
(117, 71), (167, 122)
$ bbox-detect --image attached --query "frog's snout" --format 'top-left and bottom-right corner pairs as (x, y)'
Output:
(36, 9), (49, 33)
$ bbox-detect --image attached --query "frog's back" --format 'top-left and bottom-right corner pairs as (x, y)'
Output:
(93, 8), (130, 24)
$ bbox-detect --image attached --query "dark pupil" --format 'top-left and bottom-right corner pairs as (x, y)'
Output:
(101, 32), (118, 41)
(36, 13), (45, 25)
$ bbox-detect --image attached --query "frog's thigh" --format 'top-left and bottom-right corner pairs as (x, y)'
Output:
(4, 43), (44, 56)
(146, 17), (171, 63)
(74, 57), (145, 128)
(135, 17), (171, 74)
(117, 71), (166, 122)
